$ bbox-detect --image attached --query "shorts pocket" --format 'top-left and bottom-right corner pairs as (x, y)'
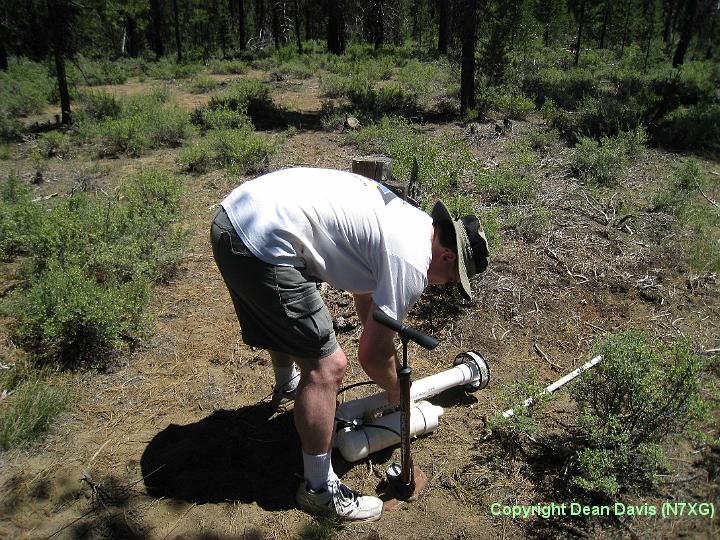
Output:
(275, 266), (325, 319)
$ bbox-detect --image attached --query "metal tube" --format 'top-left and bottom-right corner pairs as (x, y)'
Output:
(502, 355), (603, 418)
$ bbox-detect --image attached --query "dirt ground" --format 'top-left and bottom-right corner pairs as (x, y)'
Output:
(0, 70), (719, 540)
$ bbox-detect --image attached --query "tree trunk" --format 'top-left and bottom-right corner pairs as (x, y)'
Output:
(599, 0), (612, 48)
(373, 0), (384, 49)
(172, 0), (183, 62)
(673, 0), (698, 66)
(46, 0), (71, 125)
(574, 0), (587, 66)
(0, 20), (8, 71)
(256, 0), (265, 36)
(620, 0), (632, 57)
(272, 0), (280, 48)
(460, 0), (477, 114)
(438, 0), (449, 54)
(304, 3), (311, 40)
(150, 0), (165, 59)
(327, 0), (344, 54)
(663, 0), (676, 43)
(236, 0), (246, 49)
(293, 0), (303, 53)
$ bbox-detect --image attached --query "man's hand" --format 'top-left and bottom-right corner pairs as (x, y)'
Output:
(356, 300), (401, 404)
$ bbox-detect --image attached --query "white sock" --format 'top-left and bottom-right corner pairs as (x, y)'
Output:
(273, 364), (299, 392)
(302, 451), (335, 491)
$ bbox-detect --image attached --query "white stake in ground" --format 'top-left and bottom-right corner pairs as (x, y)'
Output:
(502, 355), (604, 418)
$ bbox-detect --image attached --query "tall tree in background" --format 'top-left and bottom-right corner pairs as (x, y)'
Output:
(271, 0), (280, 48)
(327, 0), (345, 54)
(574, 0), (587, 65)
(599, 0), (613, 48)
(460, 0), (477, 114)
(438, 0), (449, 53)
(293, 0), (302, 53)
(0, 4), (8, 70)
(46, 0), (73, 124)
(149, 0), (165, 59)
(172, 0), (182, 61)
(372, 0), (385, 49)
(236, 0), (247, 50)
(256, 0), (266, 38)
(673, 0), (698, 66)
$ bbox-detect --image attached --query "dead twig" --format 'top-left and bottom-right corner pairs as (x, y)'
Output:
(533, 342), (562, 371)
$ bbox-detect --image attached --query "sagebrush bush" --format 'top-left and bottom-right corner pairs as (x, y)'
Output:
(179, 128), (276, 174)
(208, 79), (275, 120)
(572, 128), (646, 187)
(5, 262), (151, 367)
(0, 173), (43, 260)
(0, 59), (55, 117)
(146, 58), (202, 80)
(208, 59), (248, 75)
(493, 92), (535, 120)
(347, 80), (419, 116)
(487, 378), (552, 458)
(654, 104), (720, 150)
(523, 126), (559, 151)
(2, 169), (186, 368)
(69, 57), (131, 86)
(75, 90), (122, 122)
(94, 91), (192, 156)
(0, 376), (74, 450)
(527, 67), (597, 109)
(570, 332), (709, 496)
(35, 131), (72, 159)
(191, 105), (251, 131)
(187, 76), (222, 94)
(477, 164), (534, 204)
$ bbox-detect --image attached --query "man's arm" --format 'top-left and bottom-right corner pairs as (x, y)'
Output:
(356, 300), (401, 404)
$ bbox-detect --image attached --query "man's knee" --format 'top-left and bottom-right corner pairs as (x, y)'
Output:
(301, 348), (347, 386)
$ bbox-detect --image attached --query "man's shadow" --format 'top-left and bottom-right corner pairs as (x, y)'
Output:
(140, 404), (302, 511)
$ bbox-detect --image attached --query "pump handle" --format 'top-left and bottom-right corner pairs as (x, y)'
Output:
(372, 310), (439, 350)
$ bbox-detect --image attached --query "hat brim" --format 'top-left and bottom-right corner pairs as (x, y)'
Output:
(431, 200), (474, 301)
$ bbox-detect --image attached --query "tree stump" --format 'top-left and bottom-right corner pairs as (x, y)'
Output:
(352, 156), (407, 200)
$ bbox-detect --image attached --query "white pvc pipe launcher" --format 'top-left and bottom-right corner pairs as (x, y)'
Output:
(335, 351), (489, 462)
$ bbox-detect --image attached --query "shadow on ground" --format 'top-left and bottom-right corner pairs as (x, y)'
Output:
(140, 404), (301, 511)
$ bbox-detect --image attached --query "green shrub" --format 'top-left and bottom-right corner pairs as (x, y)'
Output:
(208, 79), (274, 119)
(654, 104), (720, 150)
(94, 91), (192, 157)
(573, 95), (645, 140)
(0, 144), (11, 159)
(2, 169), (186, 368)
(272, 59), (314, 80)
(208, 59), (248, 75)
(319, 73), (352, 99)
(347, 81), (418, 116)
(570, 332), (710, 496)
(187, 76), (222, 94)
(493, 92), (535, 120)
(571, 129), (646, 187)
(0, 376), (73, 450)
(5, 262), (150, 367)
(75, 90), (122, 122)
(487, 378), (552, 457)
(0, 173), (43, 259)
(71, 57), (130, 86)
(523, 126), (559, 151)
(191, 105), (251, 131)
(146, 59), (202, 80)
(527, 67), (597, 110)
(0, 59), (55, 116)
(477, 165), (533, 204)
(35, 131), (72, 159)
(672, 158), (703, 193)
(179, 128), (277, 174)
(0, 113), (25, 141)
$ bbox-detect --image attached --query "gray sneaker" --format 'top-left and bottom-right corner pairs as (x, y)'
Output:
(271, 385), (297, 412)
(296, 479), (383, 522)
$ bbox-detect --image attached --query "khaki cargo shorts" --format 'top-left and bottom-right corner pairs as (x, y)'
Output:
(210, 206), (338, 359)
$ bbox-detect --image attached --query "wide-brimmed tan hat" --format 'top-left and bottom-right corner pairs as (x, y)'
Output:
(431, 200), (488, 300)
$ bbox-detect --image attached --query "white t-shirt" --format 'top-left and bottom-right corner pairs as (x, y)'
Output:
(221, 167), (433, 321)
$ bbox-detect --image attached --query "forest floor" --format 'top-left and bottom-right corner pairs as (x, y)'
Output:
(0, 68), (719, 540)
